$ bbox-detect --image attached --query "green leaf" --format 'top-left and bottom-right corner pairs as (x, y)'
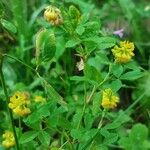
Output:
(24, 111), (40, 124)
(20, 131), (39, 144)
(84, 113), (94, 129)
(72, 109), (83, 127)
(130, 123), (148, 142)
(84, 36), (117, 50)
(87, 55), (102, 71)
(103, 133), (118, 145)
(115, 110), (131, 124)
(124, 61), (140, 70)
(97, 52), (110, 65)
(84, 64), (102, 84)
(71, 129), (97, 142)
(55, 36), (66, 59)
(81, 129), (97, 142)
(97, 37), (117, 49)
(82, 21), (100, 37)
(58, 116), (72, 130)
(112, 63), (123, 78)
(70, 76), (85, 82)
(100, 128), (110, 138)
(110, 79), (122, 92)
(45, 82), (67, 109)
(104, 122), (121, 130)
(138, 72), (150, 97)
(120, 70), (143, 80)
(24, 103), (51, 124)
(69, 5), (81, 21)
(1, 19), (17, 33)
(76, 25), (85, 35)
(100, 129), (119, 144)
(47, 114), (59, 128)
(38, 131), (51, 146)
(83, 40), (97, 54)
(11, 0), (27, 37)
(92, 92), (101, 116)
(71, 129), (84, 141)
(36, 29), (56, 64)
(65, 39), (81, 48)
(119, 123), (149, 150)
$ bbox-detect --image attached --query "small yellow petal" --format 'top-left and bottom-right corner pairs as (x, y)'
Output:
(112, 41), (135, 63)
(101, 88), (119, 109)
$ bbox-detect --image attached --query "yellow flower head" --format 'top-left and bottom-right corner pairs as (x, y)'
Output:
(8, 91), (31, 117)
(44, 5), (63, 25)
(34, 96), (46, 103)
(2, 131), (15, 148)
(112, 41), (134, 63)
(101, 88), (119, 109)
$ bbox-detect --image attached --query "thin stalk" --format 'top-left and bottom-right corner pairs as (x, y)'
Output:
(98, 110), (106, 129)
(77, 80), (87, 129)
(125, 92), (145, 113)
(2, 53), (67, 107)
(88, 110), (107, 149)
(3, 54), (35, 72)
(97, 63), (112, 88)
(0, 58), (20, 150)
(81, 110), (107, 150)
(72, 74), (87, 146)
(86, 85), (96, 104)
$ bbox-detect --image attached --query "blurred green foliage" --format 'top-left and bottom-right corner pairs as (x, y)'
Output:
(0, 0), (150, 150)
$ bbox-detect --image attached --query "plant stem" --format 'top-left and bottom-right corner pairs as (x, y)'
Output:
(125, 92), (145, 113)
(0, 57), (20, 150)
(98, 110), (106, 129)
(81, 110), (107, 150)
(2, 53), (67, 108)
(86, 85), (96, 104)
(77, 80), (87, 129)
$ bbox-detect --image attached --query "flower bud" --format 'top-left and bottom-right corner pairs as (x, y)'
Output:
(44, 5), (63, 26)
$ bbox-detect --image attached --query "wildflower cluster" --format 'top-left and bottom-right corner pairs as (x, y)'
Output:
(2, 131), (15, 148)
(8, 91), (31, 117)
(101, 88), (119, 109)
(44, 5), (63, 25)
(112, 41), (134, 63)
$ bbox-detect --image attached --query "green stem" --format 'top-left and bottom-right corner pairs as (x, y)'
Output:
(97, 63), (112, 88)
(81, 110), (107, 150)
(0, 57), (20, 150)
(89, 110), (106, 149)
(2, 54), (67, 108)
(86, 85), (96, 104)
(3, 54), (35, 72)
(98, 110), (106, 129)
(77, 80), (87, 129)
(125, 92), (145, 113)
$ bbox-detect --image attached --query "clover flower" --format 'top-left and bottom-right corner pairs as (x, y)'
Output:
(101, 88), (119, 109)
(44, 5), (63, 25)
(8, 91), (31, 117)
(111, 41), (134, 63)
(113, 29), (124, 38)
(34, 96), (46, 103)
(2, 131), (15, 148)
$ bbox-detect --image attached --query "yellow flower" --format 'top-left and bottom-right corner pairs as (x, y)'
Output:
(101, 88), (119, 109)
(111, 41), (134, 63)
(44, 5), (63, 25)
(2, 131), (15, 148)
(34, 96), (46, 103)
(8, 91), (31, 117)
